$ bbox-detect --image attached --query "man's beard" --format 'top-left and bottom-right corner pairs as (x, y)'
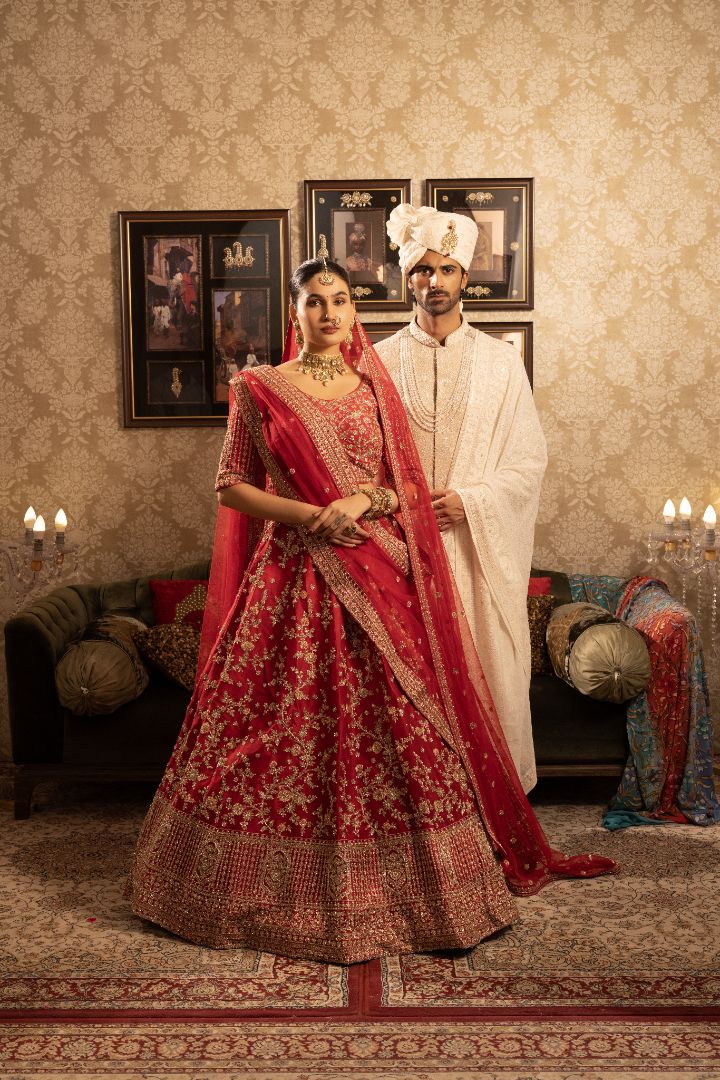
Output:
(414, 283), (463, 316)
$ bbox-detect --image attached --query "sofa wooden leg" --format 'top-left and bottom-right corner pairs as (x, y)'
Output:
(13, 774), (34, 819)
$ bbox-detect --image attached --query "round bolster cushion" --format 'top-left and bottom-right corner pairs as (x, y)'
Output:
(55, 615), (149, 715)
(546, 602), (651, 703)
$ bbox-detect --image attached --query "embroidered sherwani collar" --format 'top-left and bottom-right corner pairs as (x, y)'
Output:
(407, 315), (470, 350)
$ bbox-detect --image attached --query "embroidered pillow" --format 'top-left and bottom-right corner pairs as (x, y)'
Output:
(134, 623), (200, 692)
(527, 595), (554, 676)
(149, 579), (207, 631)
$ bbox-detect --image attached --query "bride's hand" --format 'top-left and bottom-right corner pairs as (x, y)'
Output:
(305, 494), (372, 546)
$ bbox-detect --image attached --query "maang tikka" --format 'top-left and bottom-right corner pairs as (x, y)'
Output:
(317, 235), (335, 286)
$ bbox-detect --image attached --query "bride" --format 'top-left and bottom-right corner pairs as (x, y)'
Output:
(128, 249), (616, 963)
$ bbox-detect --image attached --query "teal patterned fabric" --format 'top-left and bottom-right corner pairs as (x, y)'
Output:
(569, 574), (720, 831)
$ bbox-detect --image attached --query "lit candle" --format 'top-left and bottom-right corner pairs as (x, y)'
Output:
(55, 509), (67, 547)
(703, 505), (716, 552)
(662, 499), (676, 525)
(31, 515), (45, 571)
(24, 505), (36, 542)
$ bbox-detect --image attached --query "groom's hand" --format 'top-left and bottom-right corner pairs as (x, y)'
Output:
(430, 489), (465, 532)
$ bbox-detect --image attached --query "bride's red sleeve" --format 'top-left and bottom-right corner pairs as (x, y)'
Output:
(198, 380), (265, 676)
(215, 377), (265, 492)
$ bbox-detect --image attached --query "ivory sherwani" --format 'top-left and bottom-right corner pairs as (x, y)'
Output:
(376, 319), (547, 792)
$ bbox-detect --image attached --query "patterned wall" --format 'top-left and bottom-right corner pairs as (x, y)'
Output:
(1, 0), (718, 581)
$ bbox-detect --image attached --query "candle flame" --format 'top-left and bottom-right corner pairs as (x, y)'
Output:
(662, 499), (676, 522)
(24, 506), (36, 527)
(33, 515), (46, 536)
(679, 497), (692, 520)
(703, 505), (717, 528)
(55, 509), (67, 531)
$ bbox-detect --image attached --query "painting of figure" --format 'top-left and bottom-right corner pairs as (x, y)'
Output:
(145, 235), (202, 351)
(331, 209), (385, 284)
(465, 210), (507, 283)
(213, 288), (271, 402)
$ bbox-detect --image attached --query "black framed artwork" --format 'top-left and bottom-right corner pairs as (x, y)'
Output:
(425, 179), (534, 310)
(304, 180), (412, 311)
(364, 321), (534, 388)
(119, 209), (290, 426)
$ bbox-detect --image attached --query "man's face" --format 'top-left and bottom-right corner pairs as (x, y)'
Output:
(408, 249), (467, 316)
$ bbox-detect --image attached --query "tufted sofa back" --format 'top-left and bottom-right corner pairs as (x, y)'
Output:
(4, 559), (210, 764)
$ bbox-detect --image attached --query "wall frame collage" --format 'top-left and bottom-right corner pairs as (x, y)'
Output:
(118, 180), (534, 426)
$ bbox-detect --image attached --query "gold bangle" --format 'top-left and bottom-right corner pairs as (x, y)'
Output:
(356, 486), (394, 520)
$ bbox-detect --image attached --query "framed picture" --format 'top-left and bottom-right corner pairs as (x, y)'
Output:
(364, 320), (533, 388)
(304, 179), (412, 310)
(471, 321), (533, 386)
(119, 209), (290, 426)
(425, 179), (534, 310)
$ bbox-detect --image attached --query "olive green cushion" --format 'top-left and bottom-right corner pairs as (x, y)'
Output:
(547, 602), (651, 703)
(55, 615), (149, 716)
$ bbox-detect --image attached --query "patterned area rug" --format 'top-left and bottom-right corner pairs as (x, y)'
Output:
(0, 802), (353, 1016)
(1, 1019), (719, 1077)
(372, 804), (720, 1015)
(0, 799), (718, 1021)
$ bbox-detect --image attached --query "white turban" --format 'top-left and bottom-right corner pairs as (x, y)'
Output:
(386, 204), (478, 273)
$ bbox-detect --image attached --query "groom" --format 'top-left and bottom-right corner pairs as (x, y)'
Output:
(375, 204), (547, 793)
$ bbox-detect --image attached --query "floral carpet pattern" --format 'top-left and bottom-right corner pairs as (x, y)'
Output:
(2, 801), (719, 1017)
(1, 1019), (719, 1078)
(375, 804), (720, 1014)
(1, 798), (719, 1075)
(0, 802), (350, 1015)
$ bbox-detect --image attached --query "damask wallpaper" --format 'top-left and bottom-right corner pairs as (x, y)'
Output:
(1, 2), (718, 597)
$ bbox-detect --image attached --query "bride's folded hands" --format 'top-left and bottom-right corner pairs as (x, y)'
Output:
(305, 493), (372, 547)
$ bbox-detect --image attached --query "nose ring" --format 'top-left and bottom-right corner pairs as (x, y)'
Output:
(330, 316), (341, 328)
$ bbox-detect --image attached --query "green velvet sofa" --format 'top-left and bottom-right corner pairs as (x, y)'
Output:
(529, 569), (628, 776)
(4, 559), (210, 818)
(4, 561), (626, 819)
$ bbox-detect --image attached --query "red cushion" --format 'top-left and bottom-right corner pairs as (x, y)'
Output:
(528, 576), (552, 596)
(149, 579), (207, 631)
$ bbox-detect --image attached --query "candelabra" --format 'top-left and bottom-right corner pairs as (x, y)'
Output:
(645, 497), (719, 690)
(0, 507), (79, 619)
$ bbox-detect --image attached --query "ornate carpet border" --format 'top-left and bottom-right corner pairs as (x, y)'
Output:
(1, 1019), (719, 1077)
(368, 958), (720, 1016)
(0, 964), (361, 1022)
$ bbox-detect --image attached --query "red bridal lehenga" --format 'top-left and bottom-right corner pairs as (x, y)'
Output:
(128, 322), (617, 963)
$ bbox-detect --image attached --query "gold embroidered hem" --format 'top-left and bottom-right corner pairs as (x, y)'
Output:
(129, 796), (515, 964)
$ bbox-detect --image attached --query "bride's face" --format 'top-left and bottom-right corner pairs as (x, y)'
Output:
(291, 273), (354, 353)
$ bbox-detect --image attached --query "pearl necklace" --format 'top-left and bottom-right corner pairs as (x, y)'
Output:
(399, 326), (475, 433)
(297, 350), (345, 385)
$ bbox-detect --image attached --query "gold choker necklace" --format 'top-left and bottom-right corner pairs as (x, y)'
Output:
(297, 350), (345, 385)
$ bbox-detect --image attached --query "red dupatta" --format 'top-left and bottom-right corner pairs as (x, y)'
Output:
(199, 319), (618, 895)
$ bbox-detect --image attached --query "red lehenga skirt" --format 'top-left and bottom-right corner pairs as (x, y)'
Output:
(129, 519), (515, 963)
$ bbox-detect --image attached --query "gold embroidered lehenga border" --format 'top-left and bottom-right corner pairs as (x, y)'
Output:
(131, 796), (514, 961)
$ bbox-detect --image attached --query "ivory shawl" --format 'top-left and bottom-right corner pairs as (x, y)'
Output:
(377, 324), (547, 792)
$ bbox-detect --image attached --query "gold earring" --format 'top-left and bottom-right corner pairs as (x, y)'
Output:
(345, 324), (354, 346)
(294, 320), (304, 347)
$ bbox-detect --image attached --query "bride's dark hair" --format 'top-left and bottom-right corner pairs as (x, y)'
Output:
(289, 258), (352, 303)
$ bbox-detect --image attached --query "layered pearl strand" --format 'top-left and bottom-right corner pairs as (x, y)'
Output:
(398, 329), (475, 433)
